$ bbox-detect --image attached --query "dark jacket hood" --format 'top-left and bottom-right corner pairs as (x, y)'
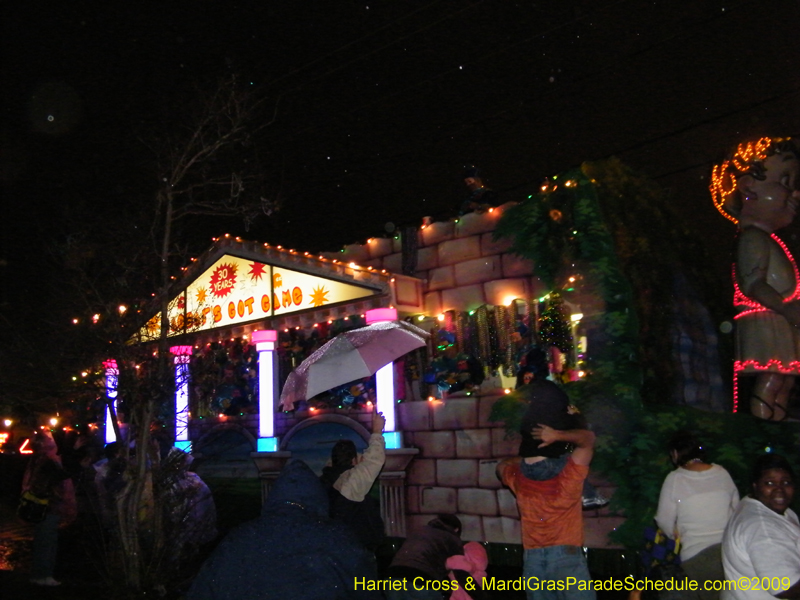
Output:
(263, 459), (329, 519)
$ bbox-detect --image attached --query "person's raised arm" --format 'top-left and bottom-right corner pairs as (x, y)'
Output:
(335, 410), (386, 502)
(531, 424), (595, 466)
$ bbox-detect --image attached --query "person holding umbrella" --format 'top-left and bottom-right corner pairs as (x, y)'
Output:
(320, 410), (387, 553)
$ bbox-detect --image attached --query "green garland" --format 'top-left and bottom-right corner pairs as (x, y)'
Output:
(538, 292), (573, 355)
(494, 164), (642, 415)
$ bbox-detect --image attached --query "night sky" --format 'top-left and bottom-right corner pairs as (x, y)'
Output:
(2, 0), (799, 399)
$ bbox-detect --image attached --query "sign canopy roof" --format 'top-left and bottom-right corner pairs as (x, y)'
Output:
(136, 236), (393, 342)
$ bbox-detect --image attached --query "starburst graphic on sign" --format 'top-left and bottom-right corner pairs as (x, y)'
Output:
(146, 315), (160, 333)
(209, 263), (238, 299)
(249, 261), (267, 282)
(196, 287), (207, 304)
(309, 285), (330, 307)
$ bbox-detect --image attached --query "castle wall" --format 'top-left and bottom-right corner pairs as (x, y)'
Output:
(322, 203), (545, 314)
(193, 204), (622, 547)
(398, 395), (622, 547)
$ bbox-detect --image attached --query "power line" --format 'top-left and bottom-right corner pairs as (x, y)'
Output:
(279, 0), (780, 189)
(259, 0), (450, 89)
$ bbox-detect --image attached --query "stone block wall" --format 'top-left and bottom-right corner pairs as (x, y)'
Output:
(399, 395), (622, 548)
(189, 390), (621, 549)
(321, 202), (539, 314)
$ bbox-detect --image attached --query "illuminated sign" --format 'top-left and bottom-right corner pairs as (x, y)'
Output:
(139, 254), (378, 339)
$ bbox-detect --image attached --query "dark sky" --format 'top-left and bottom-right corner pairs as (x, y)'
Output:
(1, 0), (799, 376)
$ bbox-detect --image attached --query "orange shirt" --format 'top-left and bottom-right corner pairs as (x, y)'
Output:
(500, 457), (588, 549)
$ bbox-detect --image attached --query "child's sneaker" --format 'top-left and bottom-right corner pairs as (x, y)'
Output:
(582, 493), (609, 510)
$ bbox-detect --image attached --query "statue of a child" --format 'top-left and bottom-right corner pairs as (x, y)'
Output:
(710, 137), (800, 420)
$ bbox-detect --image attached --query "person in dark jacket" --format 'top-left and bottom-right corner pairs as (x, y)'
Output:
(386, 515), (464, 600)
(187, 459), (381, 600)
(458, 166), (499, 216)
(22, 430), (76, 587)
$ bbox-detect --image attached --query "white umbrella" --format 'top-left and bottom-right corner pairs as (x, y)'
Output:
(279, 320), (429, 410)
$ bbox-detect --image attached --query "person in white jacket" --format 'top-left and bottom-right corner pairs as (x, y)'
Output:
(722, 453), (799, 600)
(655, 431), (739, 599)
(319, 410), (386, 552)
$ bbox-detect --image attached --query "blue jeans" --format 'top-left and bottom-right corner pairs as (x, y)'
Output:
(520, 456), (569, 480)
(523, 545), (595, 600)
(32, 512), (60, 579)
(520, 457), (600, 500)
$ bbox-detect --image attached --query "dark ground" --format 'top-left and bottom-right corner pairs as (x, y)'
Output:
(0, 454), (631, 599)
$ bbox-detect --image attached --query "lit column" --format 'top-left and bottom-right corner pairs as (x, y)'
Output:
(253, 330), (279, 452)
(171, 345), (193, 452)
(103, 359), (118, 444)
(365, 308), (401, 449)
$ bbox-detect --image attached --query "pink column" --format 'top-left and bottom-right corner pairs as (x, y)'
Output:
(253, 330), (279, 452)
(365, 308), (401, 449)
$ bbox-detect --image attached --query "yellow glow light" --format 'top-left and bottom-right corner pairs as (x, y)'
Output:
(49, 418), (58, 426)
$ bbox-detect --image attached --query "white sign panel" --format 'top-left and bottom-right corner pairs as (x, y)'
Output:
(138, 254), (377, 340)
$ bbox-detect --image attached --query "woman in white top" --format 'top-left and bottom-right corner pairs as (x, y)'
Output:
(722, 454), (799, 600)
(655, 432), (739, 599)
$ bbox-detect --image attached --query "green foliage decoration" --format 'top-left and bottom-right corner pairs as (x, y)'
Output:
(538, 293), (573, 354)
(489, 159), (796, 550)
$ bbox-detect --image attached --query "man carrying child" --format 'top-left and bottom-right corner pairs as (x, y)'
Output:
(497, 379), (597, 600)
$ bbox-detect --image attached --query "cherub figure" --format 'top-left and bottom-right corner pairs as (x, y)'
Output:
(710, 137), (800, 420)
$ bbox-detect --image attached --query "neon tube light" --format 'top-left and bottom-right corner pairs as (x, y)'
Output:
(104, 359), (118, 444)
(253, 330), (278, 443)
(171, 346), (193, 443)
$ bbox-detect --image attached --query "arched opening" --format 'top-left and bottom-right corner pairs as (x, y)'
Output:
(193, 424), (259, 480)
(281, 415), (370, 476)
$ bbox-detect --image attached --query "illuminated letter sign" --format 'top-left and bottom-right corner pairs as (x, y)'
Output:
(138, 255), (379, 339)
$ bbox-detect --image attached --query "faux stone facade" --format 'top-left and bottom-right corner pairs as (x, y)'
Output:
(398, 396), (621, 548)
(322, 202), (538, 312)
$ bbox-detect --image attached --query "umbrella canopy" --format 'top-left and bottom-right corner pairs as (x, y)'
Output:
(279, 320), (429, 410)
